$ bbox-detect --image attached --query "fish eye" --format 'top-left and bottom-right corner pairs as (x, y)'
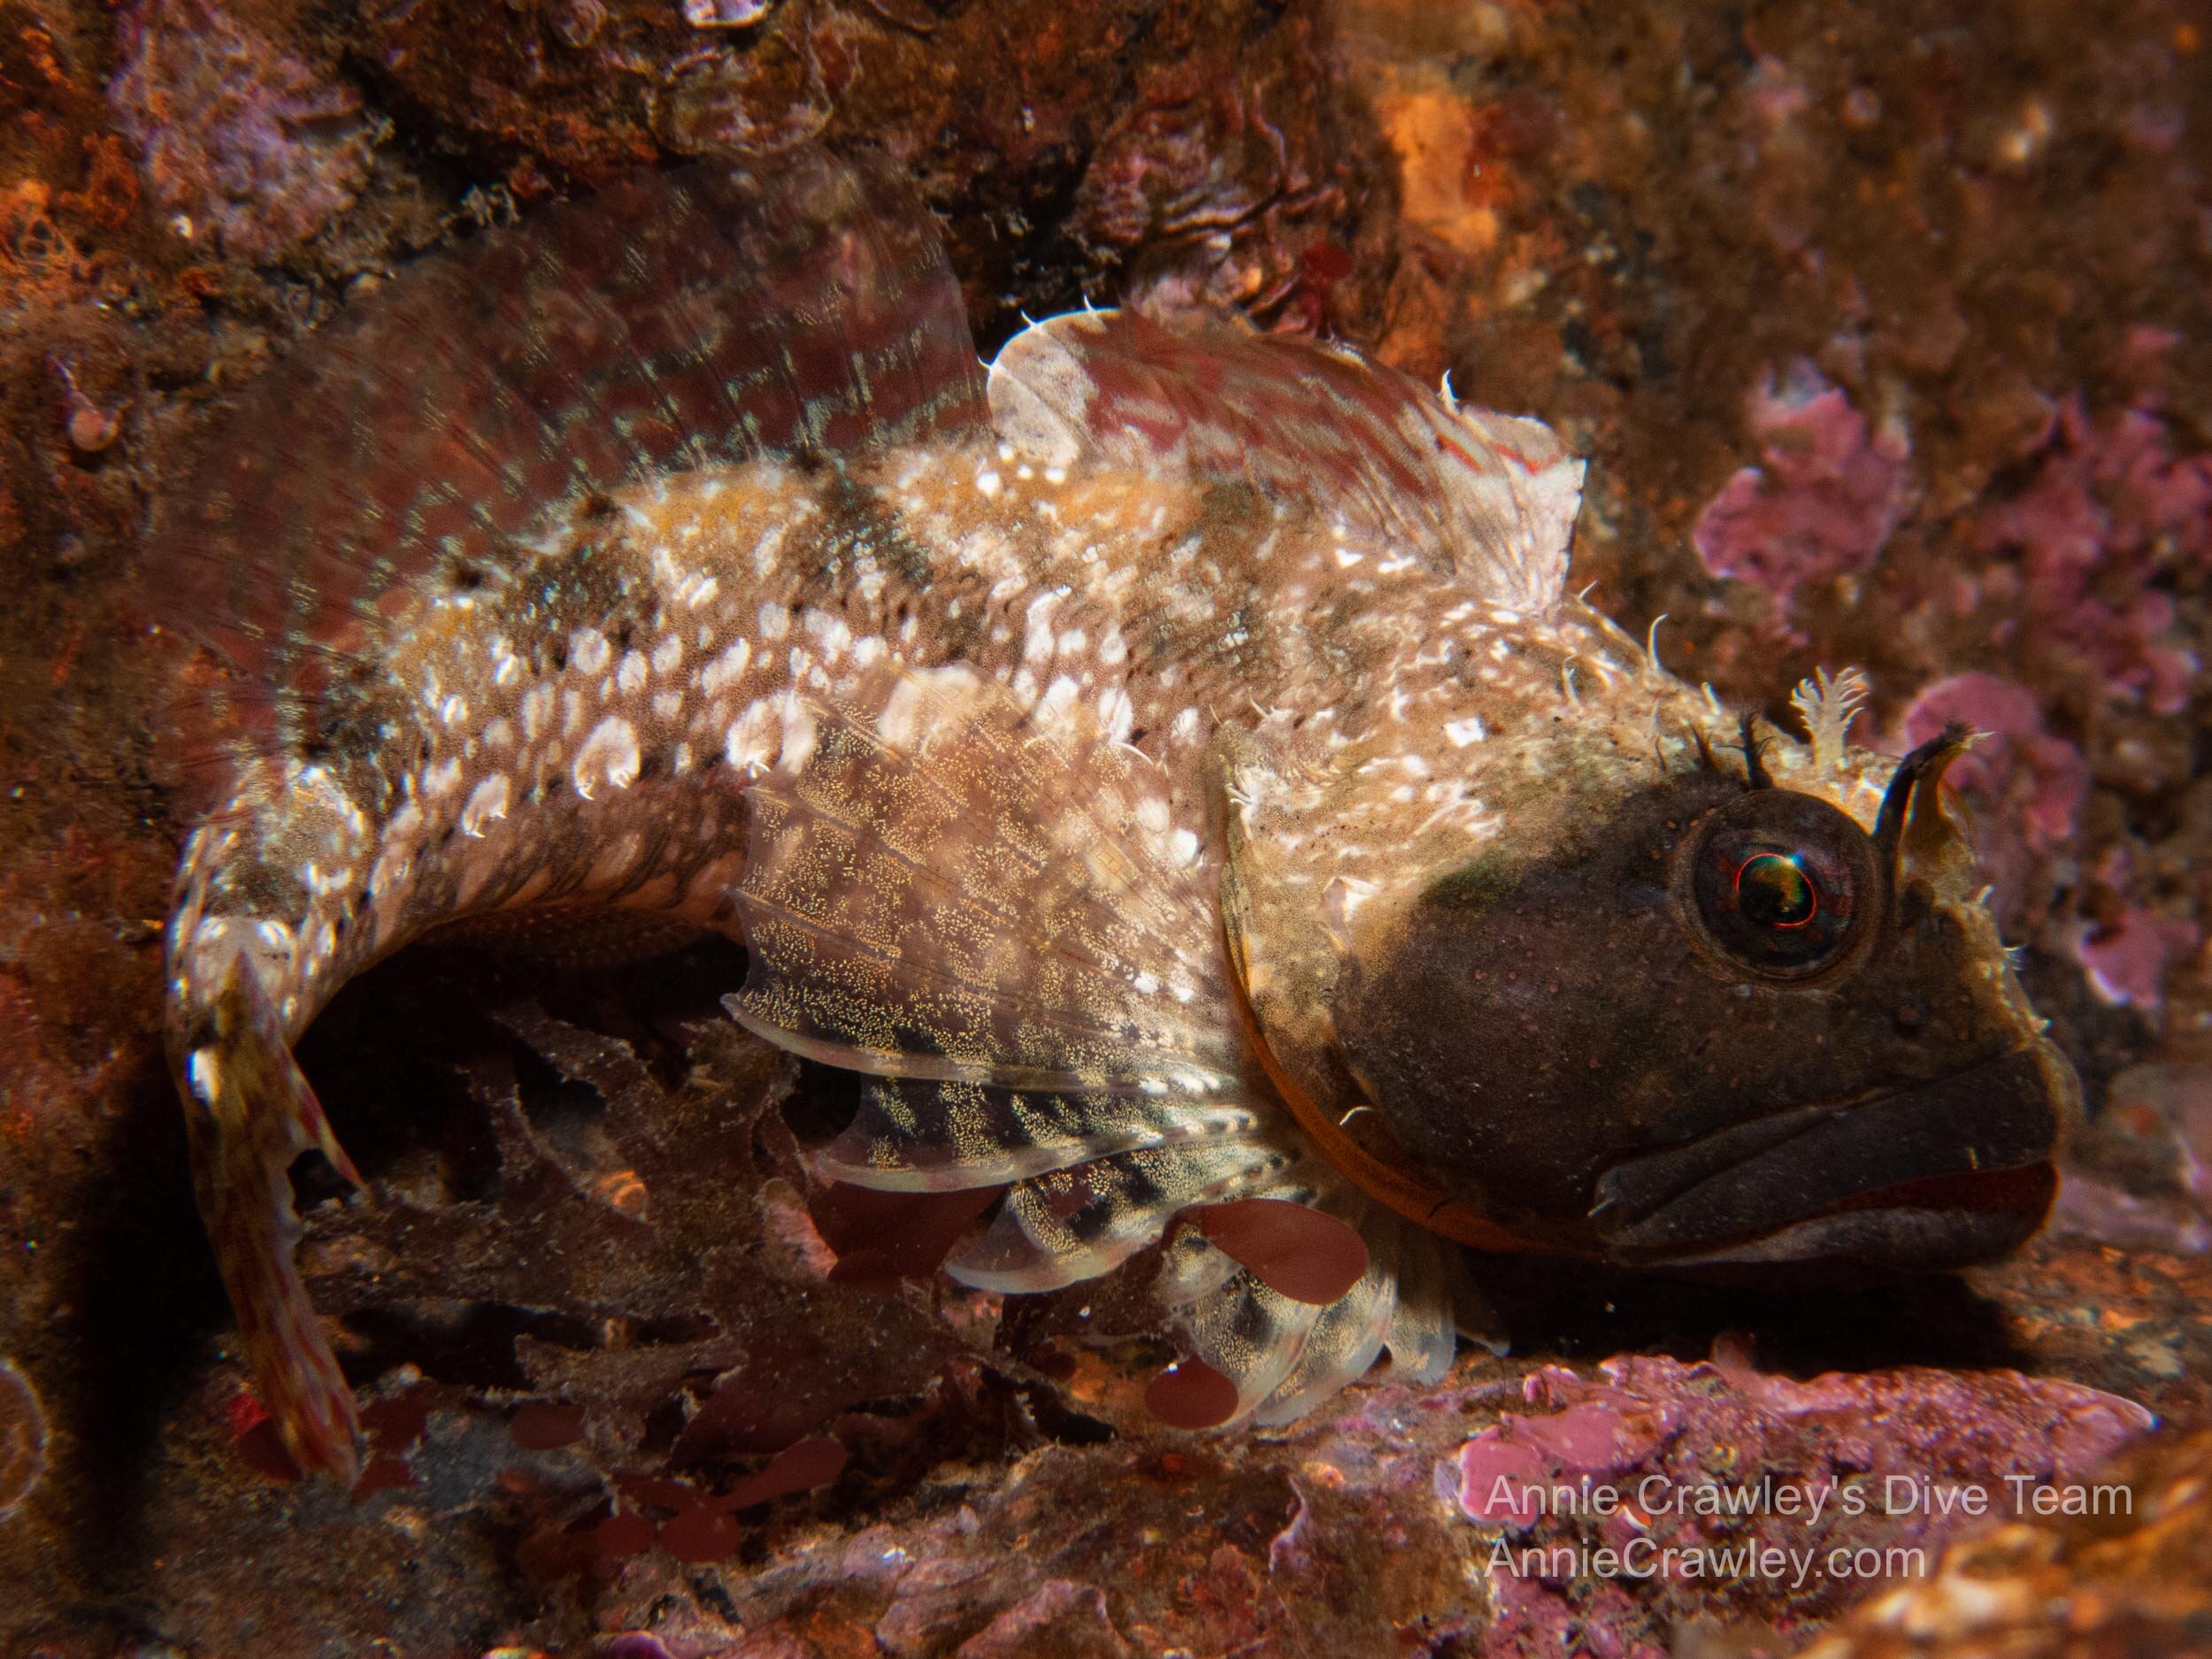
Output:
(1736, 853), (1816, 928)
(1685, 794), (1874, 979)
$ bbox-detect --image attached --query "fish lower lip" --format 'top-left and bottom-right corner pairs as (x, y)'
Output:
(1593, 1048), (2067, 1271)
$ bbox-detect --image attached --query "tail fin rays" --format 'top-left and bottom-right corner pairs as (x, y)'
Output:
(177, 965), (363, 1484)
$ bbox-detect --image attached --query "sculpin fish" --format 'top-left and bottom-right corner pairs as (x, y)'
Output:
(153, 149), (2078, 1482)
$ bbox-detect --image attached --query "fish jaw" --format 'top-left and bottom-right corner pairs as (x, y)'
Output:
(1590, 1041), (2073, 1272)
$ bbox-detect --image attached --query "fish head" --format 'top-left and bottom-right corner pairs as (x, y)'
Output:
(1221, 705), (2078, 1279)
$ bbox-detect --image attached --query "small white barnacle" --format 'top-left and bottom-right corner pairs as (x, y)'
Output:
(572, 716), (641, 800)
(724, 699), (780, 773)
(460, 773), (511, 838)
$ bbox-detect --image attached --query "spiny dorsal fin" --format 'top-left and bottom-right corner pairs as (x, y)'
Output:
(987, 310), (1585, 611)
(149, 147), (986, 783)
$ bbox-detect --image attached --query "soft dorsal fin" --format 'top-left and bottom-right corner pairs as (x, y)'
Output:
(147, 147), (986, 757)
(987, 310), (1585, 611)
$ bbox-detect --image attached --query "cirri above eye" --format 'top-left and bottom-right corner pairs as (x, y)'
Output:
(1686, 792), (1878, 979)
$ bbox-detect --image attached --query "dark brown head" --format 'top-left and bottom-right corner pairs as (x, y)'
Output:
(1231, 720), (2077, 1276)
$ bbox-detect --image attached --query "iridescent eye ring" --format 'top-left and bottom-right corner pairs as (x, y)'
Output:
(1683, 790), (1877, 980)
(1734, 852), (1817, 931)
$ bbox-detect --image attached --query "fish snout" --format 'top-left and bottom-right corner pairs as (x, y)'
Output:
(1589, 1042), (2077, 1274)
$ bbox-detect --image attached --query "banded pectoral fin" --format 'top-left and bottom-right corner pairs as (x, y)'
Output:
(725, 665), (1464, 1423)
(176, 963), (365, 1483)
(1150, 1182), (1471, 1429)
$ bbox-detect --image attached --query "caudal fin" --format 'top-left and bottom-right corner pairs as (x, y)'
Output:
(176, 965), (364, 1483)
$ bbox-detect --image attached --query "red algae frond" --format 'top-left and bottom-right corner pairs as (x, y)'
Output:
(1692, 362), (1910, 616)
(107, 0), (375, 259)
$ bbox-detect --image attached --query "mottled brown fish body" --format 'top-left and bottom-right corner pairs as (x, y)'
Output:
(155, 152), (2074, 1484)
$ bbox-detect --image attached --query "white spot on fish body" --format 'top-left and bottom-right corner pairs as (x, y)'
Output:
(749, 523), (789, 576)
(702, 639), (751, 696)
(1022, 590), (1060, 663)
(571, 628), (611, 676)
(1039, 674), (1081, 724)
(652, 634), (684, 675)
(520, 684), (554, 741)
(421, 757), (464, 799)
(777, 695), (818, 772)
(1445, 716), (1488, 747)
(758, 602), (790, 641)
(803, 610), (852, 659)
(617, 651), (649, 694)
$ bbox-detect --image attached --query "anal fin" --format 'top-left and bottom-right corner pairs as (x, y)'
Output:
(178, 965), (363, 1483)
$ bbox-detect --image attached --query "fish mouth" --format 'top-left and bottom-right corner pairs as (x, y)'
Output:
(1590, 1047), (2070, 1273)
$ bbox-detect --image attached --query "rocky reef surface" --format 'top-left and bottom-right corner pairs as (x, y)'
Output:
(2, 0), (2209, 1654)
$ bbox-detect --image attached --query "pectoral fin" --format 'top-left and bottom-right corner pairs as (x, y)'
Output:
(726, 666), (1468, 1425)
